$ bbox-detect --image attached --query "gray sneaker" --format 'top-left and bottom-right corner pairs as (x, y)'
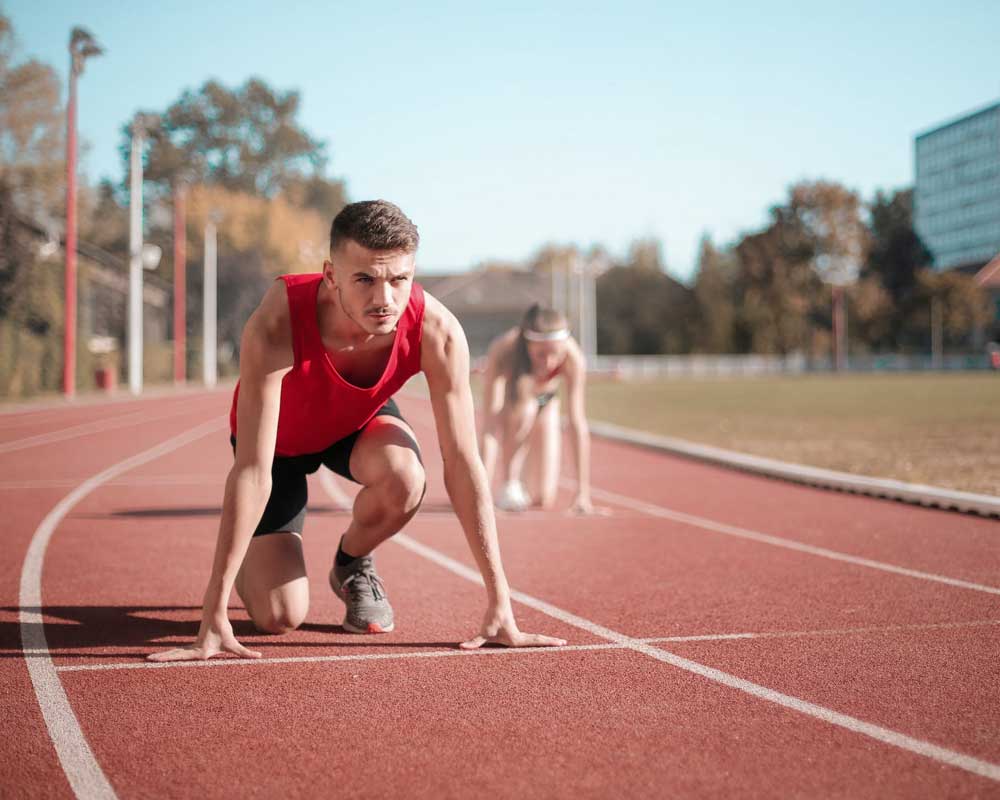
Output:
(329, 555), (395, 634)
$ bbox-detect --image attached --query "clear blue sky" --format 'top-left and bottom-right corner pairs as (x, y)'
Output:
(5, 1), (998, 281)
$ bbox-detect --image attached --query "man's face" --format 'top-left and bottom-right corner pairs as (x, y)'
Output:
(324, 239), (416, 336)
(526, 339), (568, 377)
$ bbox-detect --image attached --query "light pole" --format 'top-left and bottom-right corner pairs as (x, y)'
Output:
(126, 114), (162, 395)
(127, 117), (147, 394)
(203, 214), (220, 388)
(173, 180), (187, 384)
(63, 28), (103, 398)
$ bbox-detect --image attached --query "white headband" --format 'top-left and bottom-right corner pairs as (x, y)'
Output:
(523, 328), (570, 342)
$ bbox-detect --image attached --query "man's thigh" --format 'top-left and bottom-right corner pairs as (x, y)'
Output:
(347, 415), (423, 488)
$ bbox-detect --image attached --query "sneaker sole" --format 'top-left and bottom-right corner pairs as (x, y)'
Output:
(341, 619), (395, 634)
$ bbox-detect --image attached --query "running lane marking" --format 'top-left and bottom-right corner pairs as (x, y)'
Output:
(58, 642), (626, 672)
(19, 416), (228, 800)
(386, 531), (1000, 783)
(0, 474), (224, 490)
(559, 478), (1000, 596)
(399, 401), (1000, 597)
(71, 617), (1000, 673)
(0, 400), (204, 455)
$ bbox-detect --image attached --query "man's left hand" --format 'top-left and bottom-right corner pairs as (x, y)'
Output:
(460, 604), (567, 649)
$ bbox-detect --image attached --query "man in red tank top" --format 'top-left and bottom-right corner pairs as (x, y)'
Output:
(149, 201), (565, 662)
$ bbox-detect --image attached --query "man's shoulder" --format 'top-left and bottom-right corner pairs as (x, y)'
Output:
(418, 291), (470, 374)
(242, 280), (294, 366)
(420, 291), (461, 342)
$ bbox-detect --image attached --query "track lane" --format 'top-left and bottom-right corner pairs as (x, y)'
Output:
(9, 387), (1000, 797)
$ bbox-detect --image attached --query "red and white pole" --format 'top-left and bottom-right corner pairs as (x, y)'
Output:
(63, 29), (102, 398)
(62, 59), (78, 398)
(173, 183), (187, 384)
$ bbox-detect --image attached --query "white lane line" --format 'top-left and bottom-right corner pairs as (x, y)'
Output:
(19, 416), (228, 800)
(0, 474), (224, 491)
(58, 642), (626, 673)
(642, 618), (1000, 644)
(65, 618), (1000, 674)
(0, 401), (204, 455)
(387, 532), (1000, 783)
(403, 402), (1000, 597)
(561, 479), (1000, 596)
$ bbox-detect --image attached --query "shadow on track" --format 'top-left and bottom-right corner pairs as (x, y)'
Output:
(1, 606), (458, 659)
(75, 501), (458, 519)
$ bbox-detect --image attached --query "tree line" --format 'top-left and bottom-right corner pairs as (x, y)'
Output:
(0, 13), (346, 396)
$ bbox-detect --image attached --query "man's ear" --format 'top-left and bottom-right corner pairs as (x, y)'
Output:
(322, 259), (337, 288)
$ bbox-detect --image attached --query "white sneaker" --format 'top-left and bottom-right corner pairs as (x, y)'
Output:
(496, 480), (530, 512)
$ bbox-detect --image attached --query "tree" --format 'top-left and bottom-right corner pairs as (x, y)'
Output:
(729, 180), (869, 356)
(691, 234), (736, 353)
(0, 14), (67, 396)
(596, 238), (696, 355)
(862, 188), (933, 349)
(123, 77), (346, 216)
(911, 269), (992, 351)
(0, 14), (64, 218)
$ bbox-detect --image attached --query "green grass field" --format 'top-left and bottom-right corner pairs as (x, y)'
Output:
(583, 373), (1000, 497)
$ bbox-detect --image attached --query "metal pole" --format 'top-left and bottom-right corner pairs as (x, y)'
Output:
(203, 221), (217, 387)
(173, 183), (187, 384)
(62, 60), (78, 398)
(586, 262), (598, 360)
(832, 285), (846, 372)
(931, 295), (943, 369)
(127, 123), (144, 395)
(552, 262), (565, 315)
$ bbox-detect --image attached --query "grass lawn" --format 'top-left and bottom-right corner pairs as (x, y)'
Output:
(583, 373), (1000, 497)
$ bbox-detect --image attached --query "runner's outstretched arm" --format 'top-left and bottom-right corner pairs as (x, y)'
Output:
(421, 296), (566, 649)
(148, 283), (293, 662)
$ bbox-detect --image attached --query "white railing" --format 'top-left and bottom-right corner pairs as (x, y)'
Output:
(589, 353), (995, 378)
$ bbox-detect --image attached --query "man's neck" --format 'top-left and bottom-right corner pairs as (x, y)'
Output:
(317, 282), (385, 350)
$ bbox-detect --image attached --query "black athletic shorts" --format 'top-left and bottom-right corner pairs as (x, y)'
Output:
(230, 398), (418, 537)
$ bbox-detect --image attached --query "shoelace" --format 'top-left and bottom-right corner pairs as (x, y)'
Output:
(342, 569), (387, 602)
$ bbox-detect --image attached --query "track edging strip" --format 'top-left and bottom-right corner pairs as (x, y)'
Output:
(589, 420), (1000, 520)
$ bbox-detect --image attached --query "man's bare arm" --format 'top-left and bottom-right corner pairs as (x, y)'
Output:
(148, 282), (293, 662)
(421, 296), (565, 648)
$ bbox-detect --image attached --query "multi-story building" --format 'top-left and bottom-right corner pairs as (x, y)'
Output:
(914, 100), (1000, 272)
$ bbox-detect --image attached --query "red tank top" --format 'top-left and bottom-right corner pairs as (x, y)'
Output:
(229, 273), (425, 456)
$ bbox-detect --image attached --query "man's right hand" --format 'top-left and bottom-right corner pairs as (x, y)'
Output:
(147, 611), (262, 662)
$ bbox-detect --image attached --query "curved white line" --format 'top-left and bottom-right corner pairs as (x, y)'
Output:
(19, 417), (227, 799)
(0, 401), (204, 455)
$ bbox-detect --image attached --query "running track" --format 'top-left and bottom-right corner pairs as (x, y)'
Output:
(2, 386), (999, 798)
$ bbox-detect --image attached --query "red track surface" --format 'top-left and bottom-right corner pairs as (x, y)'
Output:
(3, 387), (999, 798)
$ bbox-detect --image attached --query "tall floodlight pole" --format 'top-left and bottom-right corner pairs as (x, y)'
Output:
(832, 285), (847, 372)
(584, 258), (599, 361)
(552, 261), (566, 315)
(574, 254), (586, 346)
(931, 295), (943, 369)
(173, 181), (187, 384)
(127, 118), (148, 395)
(63, 28), (103, 398)
(203, 219), (218, 387)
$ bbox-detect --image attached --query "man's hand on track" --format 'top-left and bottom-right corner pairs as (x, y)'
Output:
(460, 605), (567, 649)
(147, 615), (262, 662)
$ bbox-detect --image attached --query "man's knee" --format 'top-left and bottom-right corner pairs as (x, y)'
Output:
(381, 452), (425, 516)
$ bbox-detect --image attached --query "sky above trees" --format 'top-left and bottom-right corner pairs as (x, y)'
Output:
(5, 1), (998, 279)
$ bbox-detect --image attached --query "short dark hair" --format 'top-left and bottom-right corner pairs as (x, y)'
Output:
(329, 200), (419, 254)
